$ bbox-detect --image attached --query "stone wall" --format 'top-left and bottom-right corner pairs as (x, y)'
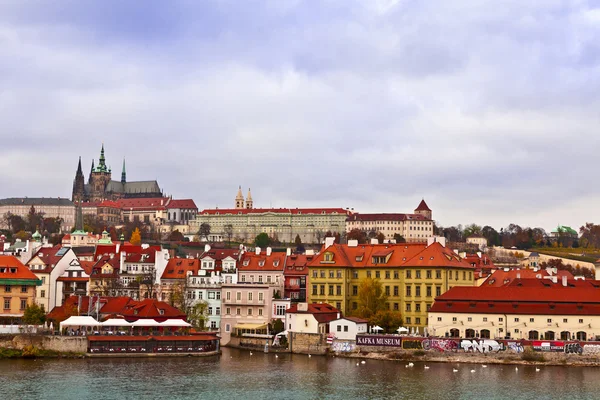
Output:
(289, 332), (328, 354)
(0, 335), (87, 353)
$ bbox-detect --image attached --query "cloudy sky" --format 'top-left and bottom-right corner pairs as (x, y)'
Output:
(1, 0), (599, 232)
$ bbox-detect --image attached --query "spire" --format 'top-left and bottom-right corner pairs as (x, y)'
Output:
(245, 188), (253, 210)
(235, 185), (244, 209)
(121, 158), (126, 184)
(76, 156), (83, 174)
(97, 143), (107, 172)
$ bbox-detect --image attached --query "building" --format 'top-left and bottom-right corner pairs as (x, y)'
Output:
(284, 250), (312, 302)
(329, 316), (368, 340)
(0, 197), (75, 232)
(56, 260), (94, 304)
(0, 255), (41, 324)
(96, 200), (122, 226)
(25, 245), (78, 311)
(307, 238), (475, 333)
(72, 145), (163, 203)
(285, 302), (340, 334)
(429, 272), (600, 341)
(165, 199), (198, 225)
(190, 187), (349, 244)
(466, 235), (488, 250)
(345, 200), (434, 242)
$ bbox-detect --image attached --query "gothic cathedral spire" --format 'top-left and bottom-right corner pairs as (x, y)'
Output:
(121, 158), (126, 184)
(72, 156), (85, 202)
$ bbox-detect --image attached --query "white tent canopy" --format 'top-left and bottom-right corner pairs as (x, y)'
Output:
(102, 319), (132, 327)
(372, 325), (384, 332)
(131, 319), (162, 327)
(60, 316), (100, 330)
(159, 319), (192, 327)
(397, 327), (409, 333)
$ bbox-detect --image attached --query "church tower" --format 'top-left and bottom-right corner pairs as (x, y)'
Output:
(245, 188), (253, 209)
(414, 199), (432, 220)
(89, 144), (112, 202)
(72, 157), (85, 202)
(235, 186), (244, 209)
(121, 158), (127, 184)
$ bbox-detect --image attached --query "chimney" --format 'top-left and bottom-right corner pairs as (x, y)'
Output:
(255, 247), (261, 255)
(390, 239), (396, 244)
(286, 248), (291, 256)
(306, 249), (315, 256)
(325, 237), (335, 248)
(298, 303), (308, 312)
(517, 273), (521, 279)
(116, 243), (120, 254)
(595, 261), (600, 280)
(562, 275), (568, 287)
(546, 266), (553, 276)
(453, 249), (459, 255)
(459, 252), (466, 259)
(552, 276), (557, 284)
(370, 238), (379, 245)
(348, 240), (358, 247)
(337, 312), (341, 319)
(266, 247), (272, 256)
(204, 244), (211, 252)
(477, 251), (482, 258)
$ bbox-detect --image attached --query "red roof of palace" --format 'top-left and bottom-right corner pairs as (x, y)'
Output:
(166, 199), (197, 210)
(415, 199), (431, 211)
(97, 200), (121, 208)
(94, 244), (143, 261)
(0, 255), (39, 280)
(199, 208), (349, 216)
(161, 258), (200, 280)
(117, 198), (169, 211)
(482, 268), (574, 287)
(346, 213), (429, 222)
(239, 251), (286, 272)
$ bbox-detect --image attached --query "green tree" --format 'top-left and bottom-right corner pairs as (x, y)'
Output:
(369, 310), (403, 334)
(376, 232), (385, 243)
(255, 232), (270, 248)
(354, 277), (388, 319)
(271, 318), (284, 334)
(393, 233), (406, 243)
(224, 224), (234, 245)
(347, 229), (367, 244)
(187, 301), (209, 330)
(198, 223), (211, 242)
(463, 223), (482, 238)
(294, 234), (302, 247)
(22, 303), (46, 325)
(26, 206), (44, 233)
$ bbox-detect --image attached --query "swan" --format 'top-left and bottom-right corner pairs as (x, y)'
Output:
(361, 360), (366, 364)
(424, 365), (430, 369)
(470, 369), (476, 373)
(453, 368), (459, 372)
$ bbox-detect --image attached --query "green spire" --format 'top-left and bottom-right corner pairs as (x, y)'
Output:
(97, 143), (107, 172)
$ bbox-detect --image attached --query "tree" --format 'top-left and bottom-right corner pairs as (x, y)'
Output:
(463, 224), (482, 238)
(347, 229), (367, 244)
(255, 232), (270, 248)
(482, 226), (500, 247)
(315, 229), (324, 244)
(369, 310), (403, 334)
(580, 223), (600, 248)
(137, 266), (157, 299)
(130, 227), (142, 245)
(187, 301), (209, 330)
(376, 232), (385, 244)
(199, 223), (211, 242)
(393, 233), (406, 243)
(26, 206), (44, 233)
(43, 217), (63, 234)
(168, 229), (185, 242)
(14, 230), (30, 241)
(271, 318), (284, 334)
(22, 303), (46, 325)
(353, 277), (388, 319)
(224, 224), (234, 245)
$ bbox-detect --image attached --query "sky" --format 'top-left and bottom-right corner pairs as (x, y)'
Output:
(1, 0), (599, 232)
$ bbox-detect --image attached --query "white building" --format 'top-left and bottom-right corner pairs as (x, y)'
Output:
(329, 317), (368, 340)
(284, 302), (340, 334)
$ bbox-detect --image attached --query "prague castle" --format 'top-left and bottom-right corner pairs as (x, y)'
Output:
(72, 145), (162, 202)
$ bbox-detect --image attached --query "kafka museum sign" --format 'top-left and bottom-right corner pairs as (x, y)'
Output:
(356, 335), (402, 347)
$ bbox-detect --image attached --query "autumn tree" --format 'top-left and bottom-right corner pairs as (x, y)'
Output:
(22, 303), (46, 325)
(354, 277), (388, 319)
(199, 223), (211, 241)
(347, 229), (367, 244)
(130, 227), (142, 245)
(168, 229), (185, 242)
(369, 310), (403, 334)
(463, 224), (482, 238)
(43, 217), (63, 234)
(579, 223), (600, 248)
(187, 301), (209, 330)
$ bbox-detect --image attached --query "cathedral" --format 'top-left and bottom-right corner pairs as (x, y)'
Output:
(72, 144), (162, 202)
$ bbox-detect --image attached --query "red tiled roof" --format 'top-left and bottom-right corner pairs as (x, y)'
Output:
(80, 261), (95, 275)
(342, 316), (369, 324)
(161, 258), (200, 280)
(286, 303), (340, 323)
(402, 242), (473, 269)
(199, 208), (349, 216)
(117, 197), (169, 211)
(239, 251), (286, 271)
(124, 246), (161, 263)
(27, 245), (65, 273)
(94, 244), (143, 261)
(415, 199), (431, 211)
(166, 199), (197, 210)
(98, 200), (121, 208)
(346, 213), (429, 222)
(0, 255), (39, 280)
(284, 254), (312, 276)
(482, 268), (575, 287)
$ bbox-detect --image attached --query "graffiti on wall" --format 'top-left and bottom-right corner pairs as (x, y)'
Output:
(505, 341), (524, 353)
(331, 341), (355, 353)
(532, 341), (565, 352)
(582, 344), (600, 355)
(460, 339), (503, 353)
(422, 339), (458, 352)
(564, 343), (583, 354)
(402, 340), (424, 350)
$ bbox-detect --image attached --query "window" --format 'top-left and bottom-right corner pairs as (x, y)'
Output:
(226, 291), (231, 301)
(258, 292), (264, 301)
(452, 317), (457, 322)
(336, 302), (341, 310)
(406, 317), (411, 324)
(248, 292), (253, 301)
(437, 317), (442, 322)
(415, 303), (421, 312)
(344, 325), (348, 332)
(394, 271), (399, 279)
(40, 290), (46, 298)
(208, 307), (213, 315)
(337, 270), (342, 279)
(352, 271), (358, 279)
(530, 318), (535, 323)
(320, 285), (325, 295)
(366, 271), (372, 278)
(415, 286), (421, 297)
(563, 318), (568, 323)
(312, 285), (318, 295)
(258, 309), (263, 316)
(406, 286), (411, 296)
(514, 318), (519, 322)
(406, 270), (411, 279)
(329, 285), (334, 296)
(329, 271), (334, 278)
(336, 285), (342, 296)
(436, 270), (441, 279)
(393, 286), (399, 296)
(499, 317), (503, 322)
(236, 308), (241, 315)
(467, 317), (472, 322)
(312, 270), (318, 278)
(435, 286), (441, 297)
(394, 303), (399, 311)
(547, 319), (552, 323)
(579, 319), (584, 324)
(352, 302), (357, 310)
(4, 286), (11, 293)
(463, 271), (466, 280)
(483, 317), (488, 322)
(385, 271), (390, 279)
(226, 307), (231, 315)
(426, 270), (432, 279)
(258, 276), (263, 283)
(236, 292), (241, 301)
(337, 325), (341, 332)
(3, 298), (10, 309)
(208, 291), (216, 299)
(375, 271), (380, 279)
(211, 321), (217, 329)
(426, 286), (431, 297)
(415, 317), (421, 324)
(225, 324), (231, 332)
(426, 304), (431, 311)
(406, 304), (411, 312)
(416, 270), (421, 279)
(248, 308), (253, 316)
(385, 286), (390, 296)
(20, 299), (27, 310)
(320, 270), (326, 278)
(514, 329), (519, 333)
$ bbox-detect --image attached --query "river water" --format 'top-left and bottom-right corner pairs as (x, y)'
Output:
(1, 348), (599, 399)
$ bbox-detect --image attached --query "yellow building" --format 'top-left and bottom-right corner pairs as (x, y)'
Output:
(0, 255), (41, 323)
(307, 240), (474, 332)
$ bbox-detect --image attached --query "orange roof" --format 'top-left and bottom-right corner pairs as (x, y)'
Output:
(402, 242), (472, 269)
(286, 303), (340, 323)
(161, 258), (200, 280)
(284, 254), (313, 276)
(79, 261), (95, 275)
(239, 251), (286, 271)
(27, 245), (66, 273)
(0, 255), (39, 280)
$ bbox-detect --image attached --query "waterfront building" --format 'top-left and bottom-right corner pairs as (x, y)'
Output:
(429, 270), (600, 341)
(89, 255), (121, 297)
(284, 250), (311, 302)
(345, 200), (434, 242)
(190, 188), (349, 243)
(285, 302), (340, 334)
(25, 245), (78, 312)
(56, 260), (94, 305)
(72, 145), (162, 203)
(307, 238), (475, 333)
(329, 316), (368, 340)
(0, 197), (75, 232)
(0, 255), (41, 324)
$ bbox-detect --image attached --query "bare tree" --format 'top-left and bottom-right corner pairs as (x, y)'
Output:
(224, 224), (234, 246)
(137, 266), (157, 299)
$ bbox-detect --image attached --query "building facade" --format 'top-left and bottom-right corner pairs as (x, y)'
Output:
(0, 255), (40, 323)
(345, 200), (434, 242)
(0, 198), (75, 232)
(307, 238), (475, 333)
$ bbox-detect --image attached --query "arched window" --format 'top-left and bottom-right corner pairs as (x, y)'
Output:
(529, 330), (539, 340)
(450, 328), (460, 337)
(465, 329), (475, 338)
(545, 331), (555, 340)
(480, 329), (490, 339)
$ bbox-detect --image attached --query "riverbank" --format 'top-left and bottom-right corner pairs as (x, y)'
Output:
(0, 346), (85, 360)
(331, 349), (600, 367)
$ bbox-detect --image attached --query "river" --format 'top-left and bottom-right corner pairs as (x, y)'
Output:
(1, 348), (599, 399)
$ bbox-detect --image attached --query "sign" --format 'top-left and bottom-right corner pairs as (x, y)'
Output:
(532, 341), (565, 352)
(356, 335), (402, 347)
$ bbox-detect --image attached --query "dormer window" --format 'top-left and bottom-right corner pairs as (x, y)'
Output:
(258, 260), (265, 267)
(243, 260), (249, 267)
(323, 252), (333, 262)
(273, 260), (279, 267)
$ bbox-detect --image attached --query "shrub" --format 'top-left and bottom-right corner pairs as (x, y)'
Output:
(413, 350), (426, 357)
(521, 349), (545, 362)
